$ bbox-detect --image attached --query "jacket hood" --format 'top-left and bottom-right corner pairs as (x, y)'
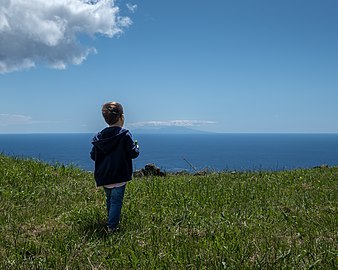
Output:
(92, 126), (128, 154)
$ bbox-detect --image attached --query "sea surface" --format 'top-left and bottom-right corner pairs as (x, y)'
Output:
(0, 133), (337, 172)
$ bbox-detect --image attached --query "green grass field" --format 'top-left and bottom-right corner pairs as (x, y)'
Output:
(0, 154), (337, 269)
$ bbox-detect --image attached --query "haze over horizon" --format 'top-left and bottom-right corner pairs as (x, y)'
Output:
(1, 0), (338, 133)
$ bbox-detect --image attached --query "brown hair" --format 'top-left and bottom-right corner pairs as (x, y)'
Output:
(102, 102), (124, 125)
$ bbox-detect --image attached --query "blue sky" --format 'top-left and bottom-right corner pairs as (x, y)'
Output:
(1, 0), (338, 133)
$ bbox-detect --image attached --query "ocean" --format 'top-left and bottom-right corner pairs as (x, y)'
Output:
(0, 133), (337, 172)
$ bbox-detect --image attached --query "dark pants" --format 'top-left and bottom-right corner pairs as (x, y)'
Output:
(104, 185), (126, 230)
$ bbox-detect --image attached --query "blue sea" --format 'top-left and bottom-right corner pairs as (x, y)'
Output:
(0, 133), (337, 172)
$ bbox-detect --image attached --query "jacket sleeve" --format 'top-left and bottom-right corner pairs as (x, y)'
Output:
(125, 131), (140, 159)
(90, 146), (96, 161)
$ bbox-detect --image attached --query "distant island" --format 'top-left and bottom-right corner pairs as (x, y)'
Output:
(132, 126), (212, 135)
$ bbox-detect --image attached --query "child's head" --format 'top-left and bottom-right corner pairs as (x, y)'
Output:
(102, 102), (124, 126)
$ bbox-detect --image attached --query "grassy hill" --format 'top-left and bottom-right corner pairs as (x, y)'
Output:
(0, 154), (337, 269)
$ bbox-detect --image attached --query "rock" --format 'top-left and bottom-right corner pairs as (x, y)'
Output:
(313, 164), (329, 169)
(193, 170), (208, 176)
(174, 170), (190, 176)
(133, 170), (144, 178)
(133, 163), (166, 178)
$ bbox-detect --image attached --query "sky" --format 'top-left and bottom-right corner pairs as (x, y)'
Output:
(0, 0), (338, 133)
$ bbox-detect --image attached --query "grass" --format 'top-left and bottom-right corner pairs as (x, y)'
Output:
(0, 154), (337, 269)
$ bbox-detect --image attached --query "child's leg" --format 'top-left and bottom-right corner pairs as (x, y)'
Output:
(104, 185), (126, 230)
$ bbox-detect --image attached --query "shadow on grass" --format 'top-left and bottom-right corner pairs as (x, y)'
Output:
(79, 219), (127, 239)
(79, 219), (110, 239)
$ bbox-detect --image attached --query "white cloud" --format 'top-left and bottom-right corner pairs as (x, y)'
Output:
(0, 114), (33, 125)
(130, 120), (216, 128)
(126, 3), (137, 13)
(0, 0), (131, 73)
(0, 113), (68, 126)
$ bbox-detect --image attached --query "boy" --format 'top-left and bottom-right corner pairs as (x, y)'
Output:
(90, 102), (139, 232)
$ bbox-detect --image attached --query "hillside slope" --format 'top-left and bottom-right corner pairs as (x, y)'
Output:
(0, 154), (337, 269)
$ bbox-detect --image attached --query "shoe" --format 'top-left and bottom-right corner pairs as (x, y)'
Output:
(106, 226), (118, 233)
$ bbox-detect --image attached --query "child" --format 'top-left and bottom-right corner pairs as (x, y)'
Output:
(90, 102), (139, 232)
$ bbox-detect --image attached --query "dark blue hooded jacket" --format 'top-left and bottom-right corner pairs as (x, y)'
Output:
(90, 126), (139, 187)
